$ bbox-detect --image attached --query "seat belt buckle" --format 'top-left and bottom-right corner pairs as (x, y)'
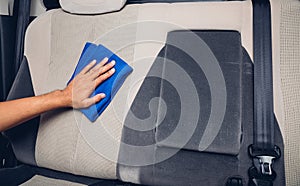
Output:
(248, 145), (281, 183)
(256, 156), (275, 176)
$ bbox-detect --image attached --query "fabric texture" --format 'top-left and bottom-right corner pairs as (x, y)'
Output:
(68, 43), (133, 122)
(155, 30), (242, 155)
(117, 34), (285, 185)
(23, 0), (254, 181)
(59, 0), (126, 14)
(0, 164), (131, 186)
(3, 57), (39, 166)
(279, 1), (300, 185)
(20, 175), (86, 186)
(27, 7), (138, 179)
(10, 0), (296, 184)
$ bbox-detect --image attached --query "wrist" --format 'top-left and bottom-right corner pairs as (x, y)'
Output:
(54, 89), (72, 108)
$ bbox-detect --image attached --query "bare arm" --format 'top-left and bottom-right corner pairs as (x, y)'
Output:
(0, 58), (115, 132)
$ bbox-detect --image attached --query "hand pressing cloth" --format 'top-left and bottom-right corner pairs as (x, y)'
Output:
(68, 42), (133, 122)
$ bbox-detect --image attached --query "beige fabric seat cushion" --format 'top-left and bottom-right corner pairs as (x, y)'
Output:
(20, 175), (86, 186)
(270, 0), (300, 185)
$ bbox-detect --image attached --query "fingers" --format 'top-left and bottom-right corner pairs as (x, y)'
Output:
(90, 60), (114, 80)
(88, 58), (109, 76)
(95, 68), (115, 86)
(82, 93), (106, 108)
(87, 58), (115, 80)
(99, 60), (115, 75)
(80, 60), (96, 75)
(99, 57), (109, 67)
(80, 57), (110, 75)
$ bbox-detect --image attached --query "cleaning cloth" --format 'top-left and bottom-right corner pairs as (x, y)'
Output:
(68, 42), (133, 122)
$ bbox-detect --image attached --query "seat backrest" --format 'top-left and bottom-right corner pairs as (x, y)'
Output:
(5, 0), (300, 185)
(23, 0), (253, 179)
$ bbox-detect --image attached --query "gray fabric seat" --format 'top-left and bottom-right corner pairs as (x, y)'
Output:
(1, 0), (300, 185)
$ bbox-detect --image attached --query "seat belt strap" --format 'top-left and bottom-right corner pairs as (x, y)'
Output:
(249, 0), (281, 185)
(14, 0), (31, 75)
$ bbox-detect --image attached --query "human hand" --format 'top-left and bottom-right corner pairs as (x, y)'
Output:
(63, 57), (115, 109)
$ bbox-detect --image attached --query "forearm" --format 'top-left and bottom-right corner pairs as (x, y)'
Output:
(0, 90), (71, 132)
(0, 59), (114, 132)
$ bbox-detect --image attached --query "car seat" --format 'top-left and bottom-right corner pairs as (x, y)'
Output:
(0, 0), (299, 185)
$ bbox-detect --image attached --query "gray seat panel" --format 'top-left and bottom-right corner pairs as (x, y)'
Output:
(117, 30), (285, 185)
(156, 30), (242, 155)
(3, 57), (39, 166)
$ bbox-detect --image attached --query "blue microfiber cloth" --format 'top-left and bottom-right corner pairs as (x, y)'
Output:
(68, 42), (133, 122)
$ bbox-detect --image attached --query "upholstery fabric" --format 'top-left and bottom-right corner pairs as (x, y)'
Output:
(59, 0), (126, 15)
(3, 57), (39, 166)
(20, 175), (86, 186)
(25, 6), (138, 179)
(4, 0), (296, 184)
(23, 0), (262, 182)
(5, 0), (294, 184)
(155, 30), (243, 155)
(279, 1), (300, 185)
(0, 164), (132, 186)
(117, 31), (285, 185)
